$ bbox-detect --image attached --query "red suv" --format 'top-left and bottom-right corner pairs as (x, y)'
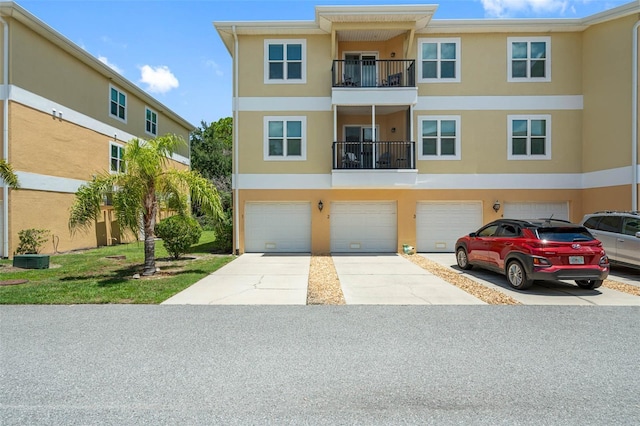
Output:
(455, 219), (609, 290)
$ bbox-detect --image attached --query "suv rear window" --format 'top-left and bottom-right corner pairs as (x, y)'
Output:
(537, 227), (595, 242)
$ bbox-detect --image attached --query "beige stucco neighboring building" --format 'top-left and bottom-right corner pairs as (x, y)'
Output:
(216, 2), (640, 255)
(0, 2), (194, 257)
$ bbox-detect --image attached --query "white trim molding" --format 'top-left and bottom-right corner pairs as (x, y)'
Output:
(415, 95), (582, 111)
(233, 167), (638, 191)
(15, 171), (87, 194)
(236, 95), (583, 112)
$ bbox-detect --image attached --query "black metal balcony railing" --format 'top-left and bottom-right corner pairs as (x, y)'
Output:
(332, 59), (416, 88)
(333, 141), (415, 170)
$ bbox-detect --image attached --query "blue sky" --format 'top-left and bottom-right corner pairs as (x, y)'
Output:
(19, 0), (631, 128)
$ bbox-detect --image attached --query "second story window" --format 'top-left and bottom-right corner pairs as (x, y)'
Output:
(110, 142), (125, 173)
(508, 37), (551, 82)
(109, 85), (126, 122)
(145, 107), (158, 136)
(418, 116), (461, 160)
(264, 116), (306, 161)
(508, 115), (551, 160)
(418, 38), (460, 83)
(264, 39), (306, 84)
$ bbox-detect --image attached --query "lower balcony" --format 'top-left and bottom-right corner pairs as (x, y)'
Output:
(331, 140), (418, 188)
(333, 141), (415, 170)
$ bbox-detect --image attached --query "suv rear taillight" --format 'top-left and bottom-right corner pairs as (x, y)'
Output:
(599, 255), (609, 268)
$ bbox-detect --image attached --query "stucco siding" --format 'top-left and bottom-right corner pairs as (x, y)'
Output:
(238, 35), (332, 98)
(582, 14), (636, 173)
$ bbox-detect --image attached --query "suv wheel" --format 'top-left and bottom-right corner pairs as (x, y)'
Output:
(506, 260), (533, 290)
(575, 279), (603, 290)
(456, 247), (473, 270)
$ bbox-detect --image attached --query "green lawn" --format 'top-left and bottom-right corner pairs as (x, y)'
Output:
(0, 231), (234, 304)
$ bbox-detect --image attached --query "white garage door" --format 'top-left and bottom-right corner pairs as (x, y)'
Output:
(416, 201), (483, 253)
(244, 202), (311, 252)
(331, 202), (397, 252)
(503, 202), (569, 221)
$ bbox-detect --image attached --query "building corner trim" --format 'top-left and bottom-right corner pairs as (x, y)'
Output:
(632, 19), (639, 211)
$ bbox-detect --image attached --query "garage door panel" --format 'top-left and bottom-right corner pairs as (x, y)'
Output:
(331, 202), (397, 252)
(416, 202), (483, 253)
(245, 202), (311, 252)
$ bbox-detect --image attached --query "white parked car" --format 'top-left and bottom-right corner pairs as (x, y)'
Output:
(580, 211), (640, 269)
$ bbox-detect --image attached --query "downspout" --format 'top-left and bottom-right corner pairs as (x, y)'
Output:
(1, 16), (8, 258)
(232, 26), (240, 255)
(632, 20), (639, 211)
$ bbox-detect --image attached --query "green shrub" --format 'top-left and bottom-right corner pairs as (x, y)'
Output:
(15, 228), (50, 254)
(155, 215), (202, 259)
(213, 212), (233, 253)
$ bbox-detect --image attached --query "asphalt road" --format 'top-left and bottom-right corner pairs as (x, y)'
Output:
(2, 305), (639, 425)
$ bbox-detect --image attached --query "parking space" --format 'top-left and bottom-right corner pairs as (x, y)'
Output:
(608, 265), (640, 288)
(421, 253), (640, 306)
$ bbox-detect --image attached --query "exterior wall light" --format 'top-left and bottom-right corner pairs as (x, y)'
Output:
(318, 200), (324, 212)
(493, 200), (501, 212)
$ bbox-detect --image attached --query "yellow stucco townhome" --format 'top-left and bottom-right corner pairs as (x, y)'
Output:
(0, 2), (193, 257)
(215, 2), (640, 255)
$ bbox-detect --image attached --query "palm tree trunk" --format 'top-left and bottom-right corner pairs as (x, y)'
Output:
(142, 189), (158, 276)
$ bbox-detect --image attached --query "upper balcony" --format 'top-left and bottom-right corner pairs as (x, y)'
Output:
(332, 59), (415, 88)
(331, 59), (418, 107)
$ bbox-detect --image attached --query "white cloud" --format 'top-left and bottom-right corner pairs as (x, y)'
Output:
(98, 55), (124, 74)
(139, 65), (179, 94)
(480, 0), (569, 17)
(204, 59), (224, 77)
(100, 35), (127, 49)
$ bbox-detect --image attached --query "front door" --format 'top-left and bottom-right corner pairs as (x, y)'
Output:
(344, 53), (378, 87)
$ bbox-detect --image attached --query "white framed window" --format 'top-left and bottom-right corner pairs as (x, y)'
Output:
(263, 116), (306, 161)
(418, 38), (461, 83)
(418, 115), (461, 160)
(109, 142), (125, 173)
(264, 39), (306, 84)
(145, 107), (158, 136)
(109, 85), (127, 122)
(507, 37), (551, 82)
(507, 115), (551, 160)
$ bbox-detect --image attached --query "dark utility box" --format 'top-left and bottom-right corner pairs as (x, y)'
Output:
(13, 254), (50, 269)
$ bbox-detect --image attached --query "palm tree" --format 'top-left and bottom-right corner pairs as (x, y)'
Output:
(69, 134), (223, 276)
(0, 159), (19, 189)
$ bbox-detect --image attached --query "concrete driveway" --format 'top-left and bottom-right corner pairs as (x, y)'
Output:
(163, 253), (485, 305)
(421, 253), (640, 306)
(162, 252), (640, 306)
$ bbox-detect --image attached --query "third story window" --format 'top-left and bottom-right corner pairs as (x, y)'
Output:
(110, 86), (126, 121)
(145, 108), (158, 136)
(418, 38), (460, 83)
(264, 39), (306, 83)
(508, 37), (550, 82)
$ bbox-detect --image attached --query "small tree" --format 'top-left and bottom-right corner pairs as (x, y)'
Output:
(15, 229), (49, 254)
(69, 134), (223, 275)
(155, 215), (202, 259)
(0, 159), (19, 189)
